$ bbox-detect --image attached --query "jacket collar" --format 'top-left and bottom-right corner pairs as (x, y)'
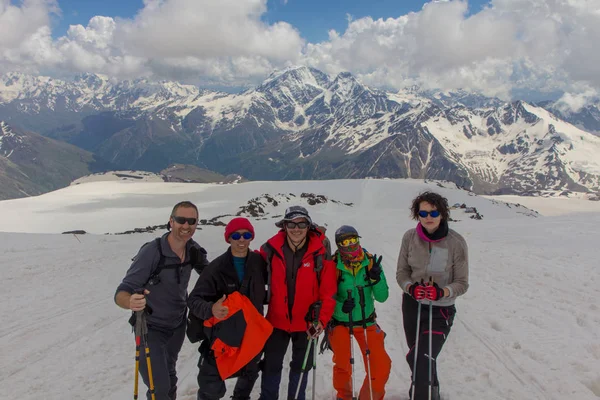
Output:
(267, 230), (324, 258)
(335, 251), (369, 273)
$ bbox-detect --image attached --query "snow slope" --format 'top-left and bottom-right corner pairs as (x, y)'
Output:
(0, 179), (599, 400)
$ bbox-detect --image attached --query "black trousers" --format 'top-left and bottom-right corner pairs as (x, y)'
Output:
(197, 343), (261, 400)
(402, 293), (455, 400)
(138, 321), (186, 400)
(259, 328), (315, 400)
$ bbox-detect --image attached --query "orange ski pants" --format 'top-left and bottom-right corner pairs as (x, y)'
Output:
(329, 324), (392, 400)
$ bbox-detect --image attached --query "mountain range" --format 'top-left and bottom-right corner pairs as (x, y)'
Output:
(0, 121), (111, 200)
(1, 67), (600, 199)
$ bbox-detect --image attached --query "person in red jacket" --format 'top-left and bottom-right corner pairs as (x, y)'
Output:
(258, 205), (337, 400)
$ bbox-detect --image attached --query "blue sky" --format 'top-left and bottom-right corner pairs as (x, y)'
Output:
(51, 0), (144, 37)
(263, 0), (490, 43)
(52, 0), (491, 43)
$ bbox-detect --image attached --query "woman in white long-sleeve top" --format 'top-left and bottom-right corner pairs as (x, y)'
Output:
(396, 191), (469, 400)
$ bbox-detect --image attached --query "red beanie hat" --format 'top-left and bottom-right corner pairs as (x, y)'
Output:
(224, 217), (255, 243)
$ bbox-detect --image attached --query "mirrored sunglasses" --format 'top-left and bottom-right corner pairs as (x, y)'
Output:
(418, 210), (440, 218)
(172, 216), (198, 225)
(338, 237), (359, 247)
(286, 221), (309, 229)
(230, 231), (253, 240)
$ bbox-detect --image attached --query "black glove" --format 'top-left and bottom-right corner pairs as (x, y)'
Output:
(305, 301), (322, 323)
(366, 254), (383, 282)
(341, 297), (355, 314)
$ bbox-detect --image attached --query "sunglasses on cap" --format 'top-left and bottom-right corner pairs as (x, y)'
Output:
(338, 237), (359, 246)
(230, 231), (253, 240)
(172, 216), (198, 225)
(418, 210), (440, 218)
(286, 221), (309, 229)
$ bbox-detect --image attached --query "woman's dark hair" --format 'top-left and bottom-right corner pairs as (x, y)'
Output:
(410, 191), (450, 221)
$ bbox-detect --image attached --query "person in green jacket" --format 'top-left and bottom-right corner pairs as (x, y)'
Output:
(328, 225), (392, 400)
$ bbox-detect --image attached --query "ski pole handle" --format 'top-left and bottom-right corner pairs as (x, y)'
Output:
(312, 301), (322, 323)
(346, 289), (354, 326)
(357, 286), (366, 308)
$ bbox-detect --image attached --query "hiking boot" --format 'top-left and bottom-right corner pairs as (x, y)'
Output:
(432, 385), (440, 400)
(408, 385), (440, 400)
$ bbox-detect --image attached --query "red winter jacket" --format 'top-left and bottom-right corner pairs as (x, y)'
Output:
(260, 230), (337, 332)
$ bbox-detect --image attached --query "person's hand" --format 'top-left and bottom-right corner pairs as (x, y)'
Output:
(366, 255), (383, 282)
(212, 295), (229, 319)
(408, 282), (426, 300)
(424, 281), (445, 301)
(341, 297), (355, 314)
(130, 289), (150, 311)
(307, 322), (324, 338)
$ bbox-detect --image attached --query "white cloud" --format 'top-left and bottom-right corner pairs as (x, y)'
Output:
(0, 0), (57, 48)
(0, 0), (302, 84)
(118, 0), (303, 61)
(303, 0), (600, 100)
(0, 0), (59, 72)
(554, 88), (599, 113)
(0, 0), (599, 102)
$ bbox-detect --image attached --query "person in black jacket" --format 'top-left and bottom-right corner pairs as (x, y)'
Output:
(188, 217), (268, 400)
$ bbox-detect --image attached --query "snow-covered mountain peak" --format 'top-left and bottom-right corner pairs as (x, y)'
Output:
(260, 66), (330, 89)
(493, 100), (539, 127)
(329, 71), (367, 101)
(73, 72), (111, 90)
(417, 87), (505, 109)
(541, 98), (600, 136)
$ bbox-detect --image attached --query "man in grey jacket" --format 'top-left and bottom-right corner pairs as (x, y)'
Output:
(115, 201), (209, 400)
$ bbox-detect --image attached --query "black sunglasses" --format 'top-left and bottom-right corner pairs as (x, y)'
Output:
(172, 216), (198, 225)
(230, 232), (253, 240)
(286, 221), (309, 229)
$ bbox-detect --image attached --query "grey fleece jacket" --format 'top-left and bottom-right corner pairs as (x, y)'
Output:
(396, 227), (469, 307)
(115, 232), (208, 329)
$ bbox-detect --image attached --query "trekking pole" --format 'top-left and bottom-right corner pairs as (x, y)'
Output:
(311, 337), (319, 400)
(428, 298), (433, 400)
(295, 301), (322, 400)
(357, 286), (374, 400)
(410, 300), (422, 400)
(134, 313), (141, 400)
(347, 289), (357, 400)
(428, 278), (435, 400)
(133, 290), (156, 400)
(294, 338), (314, 400)
(309, 301), (321, 400)
(140, 311), (157, 400)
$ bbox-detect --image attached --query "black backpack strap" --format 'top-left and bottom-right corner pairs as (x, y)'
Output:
(189, 246), (208, 275)
(261, 243), (276, 303)
(146, 238), (197, 285)
(313, 252), (323, 283)
(144, 238), (166, 286)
